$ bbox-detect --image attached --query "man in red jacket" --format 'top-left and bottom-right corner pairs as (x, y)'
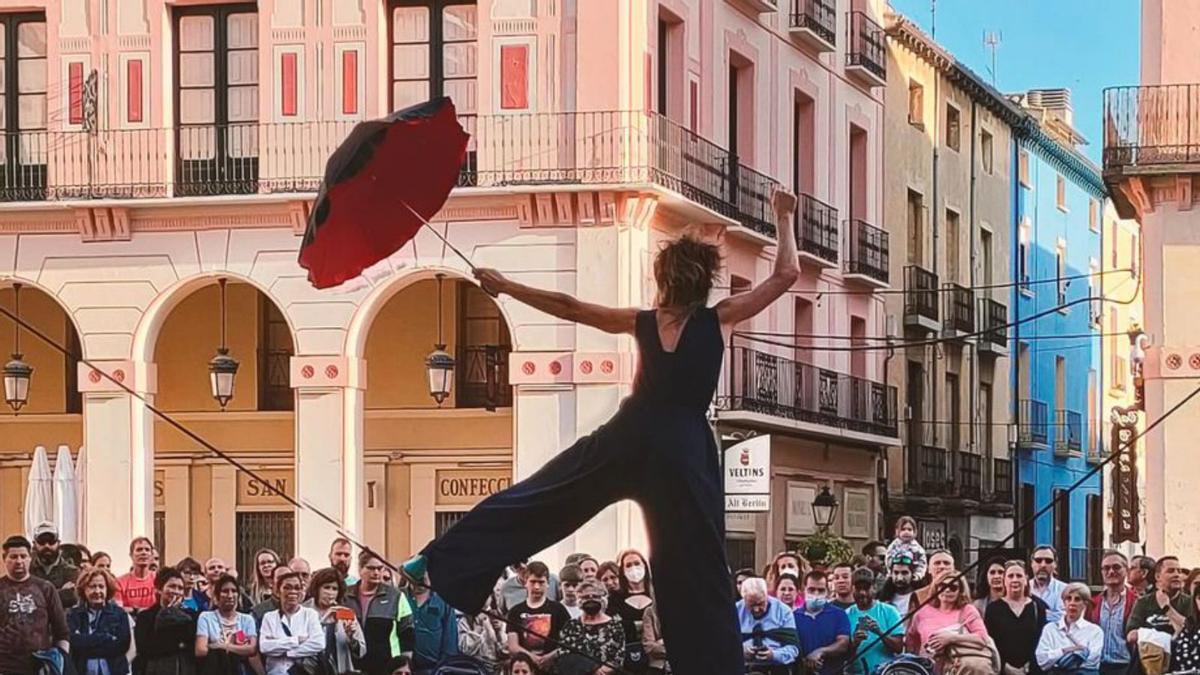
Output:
(1089, 550), (1139, 675)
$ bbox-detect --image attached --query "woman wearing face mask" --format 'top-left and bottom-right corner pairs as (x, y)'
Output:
(68, 568), (132, 675)
(556, 580), (627, 675)
(195, 574), (259, 675)
(133, 567), (199, 675)
(303, 567), (365, 675)
(613, 550), (653, 673)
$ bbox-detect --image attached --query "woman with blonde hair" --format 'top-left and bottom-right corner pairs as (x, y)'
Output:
(248, 548), (280, 605)
(905, 574), (993, 674)
(985, 561), (1049, 675)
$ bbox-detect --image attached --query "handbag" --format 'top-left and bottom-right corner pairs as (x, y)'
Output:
(278, 614), (337, 675)
(943, 608), (1001, 675)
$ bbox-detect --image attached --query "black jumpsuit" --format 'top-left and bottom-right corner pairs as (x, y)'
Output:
(421, 306), (744, 674)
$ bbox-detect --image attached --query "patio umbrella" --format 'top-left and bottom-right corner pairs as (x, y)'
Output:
(24, 445), (53, 539)
(298, 96), (472, 289)
(75, 445), (87, 544)
(53, 445), (79, 543)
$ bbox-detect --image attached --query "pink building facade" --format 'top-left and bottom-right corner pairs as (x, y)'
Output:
(0, 0), (893, 572)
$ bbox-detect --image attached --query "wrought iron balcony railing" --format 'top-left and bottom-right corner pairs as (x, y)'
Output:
(789, 0), (837, 47)
(0, 112), (781, 236)
(907, 427), (950, 496)
(981, 298), (1007, 348)
(796, 193), (839, 264)
(1103, 84), (1200, 171)
(1055, 409), (1083, 454)
(725, 345), (898, 438)
(844, 219), (889, 284)
(943, 283), (975, 335)
(1017, 399), (1049, 447)
(457, 344), (512, 410)
(955, 450), (982, 500)
(992, 457), (1013, 503)
(846, 11), (886, 83)
(904, 265), (939, 324)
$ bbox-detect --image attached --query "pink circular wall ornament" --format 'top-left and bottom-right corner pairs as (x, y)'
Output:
(522, 361), (536, 376)
(325, 365), (339, 379)
(549, 361), (562, 375)
(88, 370), (102, 384)
(600, 359), (614, 374)
(301, 365), (315, 379)
(1166, 353), (1183, 370)
(580, 360), (593, 375)
(113, 369), (125, 383)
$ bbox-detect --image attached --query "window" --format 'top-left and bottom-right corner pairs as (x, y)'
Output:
(981, 129), (994, 173)
(1088, 198), (1099, 232)
(457, 281), (513, 409)
(793, 93), (815, 196)
(946, 209), (961, 283)
(174, 5), (260, 195)
(1019, 218), (1032, 290)
(849, 124), (867, 220)
(1053, 488), (1070, 578)
(389, 1), (478, 112)
(258, 297), (295, 411)
(794, 297), (814, 363)
(1089, 261), (1101, 326)
(980, 228), (994, 287)
(1056, 174), (1067, 211)
(1, 13), (49, 196)
(1056, 245), (1067, 307)
(908, 80), (924, 128)
(656, 12), (683, 118)
(1019, 149), (1030, 187)
(980, 382), (994, 457)
(907, 189), (924, 265)
(1131, 231), (1140, 278)
(1110, 313), (1126, 391)
(235, 511), (294, 587)
(1111, 223), (1119, 269)
(945, 103), (961, 151)
(946, 372), (961, 452)
(1088, 368), (1098, 457)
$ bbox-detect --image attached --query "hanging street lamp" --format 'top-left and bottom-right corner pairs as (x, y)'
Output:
(208, 278), (239, 409)
(426, 274), (455, 406)
(4, 283), (32, 412)
(812, 485), (839, 532)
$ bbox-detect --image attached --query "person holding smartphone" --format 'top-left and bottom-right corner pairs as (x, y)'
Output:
(196, 574), (259, 675)
(305, 567), (367, 675)
(736, 577), (799, 673)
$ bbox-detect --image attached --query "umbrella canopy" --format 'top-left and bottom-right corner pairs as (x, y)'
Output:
(24, 445), (53, 539)
(75, 445), (87, 544)
(53, 445), (78, 543)
(298, 96), (470, 290)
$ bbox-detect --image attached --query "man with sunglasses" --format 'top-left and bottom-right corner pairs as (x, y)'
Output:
(1088, 551), (1138, 675)
(1030, 546), (1069, 623)
(29, 522), (78, 610)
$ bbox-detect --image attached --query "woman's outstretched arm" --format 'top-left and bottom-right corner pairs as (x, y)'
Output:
(474, 269), (639, 335)
(714, 190), (801, 326)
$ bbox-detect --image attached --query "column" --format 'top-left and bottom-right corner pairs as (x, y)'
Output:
(79, 360), (155, 568)
(292, 356), (365, 566)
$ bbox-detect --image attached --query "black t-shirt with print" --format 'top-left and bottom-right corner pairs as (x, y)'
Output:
(506, 599), (572, 653)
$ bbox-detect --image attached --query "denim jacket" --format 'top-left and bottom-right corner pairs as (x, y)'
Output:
(67, 602), (131, 675)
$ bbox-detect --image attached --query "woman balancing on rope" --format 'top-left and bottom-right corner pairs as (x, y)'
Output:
(401, 189), (801, 674)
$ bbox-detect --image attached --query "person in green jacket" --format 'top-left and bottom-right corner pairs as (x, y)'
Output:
(345, 550), (415, 675)
(1126, 555), (1194, 641)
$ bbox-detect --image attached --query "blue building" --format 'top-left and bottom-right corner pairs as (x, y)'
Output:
(1010, 91), (1106, 580)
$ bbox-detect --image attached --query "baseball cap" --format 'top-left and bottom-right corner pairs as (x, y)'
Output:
(852, 568), (876, 587)
(32, 521), (58, 542)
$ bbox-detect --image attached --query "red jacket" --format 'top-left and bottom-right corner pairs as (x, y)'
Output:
(1088, 585), (1138, 624)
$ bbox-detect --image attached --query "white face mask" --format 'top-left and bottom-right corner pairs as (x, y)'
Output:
(625, 564), (646, 584)
(780, 566), (800, 578)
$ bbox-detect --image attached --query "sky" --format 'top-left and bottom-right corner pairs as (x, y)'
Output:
(888, 0), (1141, 163)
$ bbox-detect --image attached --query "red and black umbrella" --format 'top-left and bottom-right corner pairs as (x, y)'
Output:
(299, 97), (471, 290)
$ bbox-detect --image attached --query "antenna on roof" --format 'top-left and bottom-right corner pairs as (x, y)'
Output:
(984, 30), (1002, 87)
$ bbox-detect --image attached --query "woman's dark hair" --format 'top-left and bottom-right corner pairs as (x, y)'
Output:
(90, 551), (111, 566)
(176, 557), (202, 576)
(508, 653), (537, 673)
(616, 549), (653, 595)
(60, 544), (84, 567)
(212, 573), (239, 596)
(653, 235), (721, 310)
(308, 567), (347, 604)
(975, 556), (1008, 600)
(154, 566), (183, 590)
(597, 561), (621, 585)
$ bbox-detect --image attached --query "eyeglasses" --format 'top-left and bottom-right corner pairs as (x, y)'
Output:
(1032, 557), (1055, 564)
(1101, 564), (1126, 572)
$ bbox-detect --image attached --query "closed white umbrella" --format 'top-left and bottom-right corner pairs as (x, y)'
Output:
(53, 445), (78, 543)
(75, 445), (87, 544)
(24, 445), (54, 539)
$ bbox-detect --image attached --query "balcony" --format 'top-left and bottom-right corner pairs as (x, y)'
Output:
(457, 344), (512, 410)
(978, 298), (1008, 356)
(723, 345), (899, 441)
(903, 265), (940, 332)
(845, 11), (886, 88)
(992, 457), (1013, 504)
(1017, 399), (1049, 449)
(0, 112), (781, 238)
(726, 0), (781, 13)
(954, 450), (983, 501)
(788, 0), (837, 52)
(796, 194), (839, 267)
(1054, 409), (1083, 456)
(907, 426), (950, 497)
(1103, 85), (1200, 217)
(942, 283), (975, 338)
(844, 220), (889, 288)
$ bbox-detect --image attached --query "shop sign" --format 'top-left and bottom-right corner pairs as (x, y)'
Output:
(724, 435), (771, 513)
(154, 470), (165, 508)
(1110, 406), (1141, 543)
(785, 482), (818, 535)
(436, 470), (511, 507)
(237, 470), (294, 507)
(842, 487), (872, 538)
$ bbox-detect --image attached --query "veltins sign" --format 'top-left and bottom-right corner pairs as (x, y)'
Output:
(724, 435), (771, 512)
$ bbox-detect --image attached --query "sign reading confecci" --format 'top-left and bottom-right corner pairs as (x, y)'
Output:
(724, 435), (771, 513)
(436, 470), (512, 507)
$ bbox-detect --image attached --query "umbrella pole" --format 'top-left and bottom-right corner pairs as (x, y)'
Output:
(399, 201), (477, 273)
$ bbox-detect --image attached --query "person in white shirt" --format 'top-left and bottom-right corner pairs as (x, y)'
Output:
(259, 569), (326, 675)
(1036, 582), (1104, 673)
(1030, 546), (1069, 624)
